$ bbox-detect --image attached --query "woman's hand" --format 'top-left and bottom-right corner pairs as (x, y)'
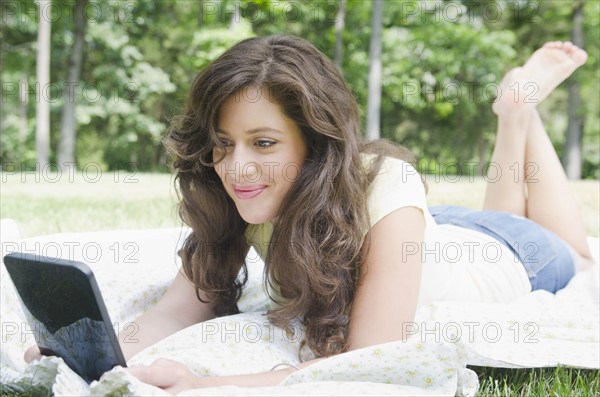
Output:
(24, 344), (42, 363)
(127, 356), (317, 393)
(126, 358), (203, 395)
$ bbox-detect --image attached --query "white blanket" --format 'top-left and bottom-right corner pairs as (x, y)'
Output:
(1, 221), (598, 396)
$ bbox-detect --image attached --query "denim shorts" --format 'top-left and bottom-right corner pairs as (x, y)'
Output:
(429, 205), (577, 293)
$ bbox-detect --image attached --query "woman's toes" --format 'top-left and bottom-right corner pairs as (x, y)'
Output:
(572, 48), (588, 65)
(544, 41), (561, 49)
(563, 42), (575, 52)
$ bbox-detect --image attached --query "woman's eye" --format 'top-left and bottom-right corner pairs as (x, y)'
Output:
(256, 139), (276, 149)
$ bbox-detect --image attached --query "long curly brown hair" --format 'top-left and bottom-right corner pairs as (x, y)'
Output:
(163, 35), (417, 358)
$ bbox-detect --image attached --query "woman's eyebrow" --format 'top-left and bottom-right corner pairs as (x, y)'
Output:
(217, 127), (284, 135)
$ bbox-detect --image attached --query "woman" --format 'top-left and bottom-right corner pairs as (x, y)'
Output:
(26, 35), (594, 393)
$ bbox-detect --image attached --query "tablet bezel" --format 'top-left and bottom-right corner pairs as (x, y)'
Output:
(3, 252), (127, 382)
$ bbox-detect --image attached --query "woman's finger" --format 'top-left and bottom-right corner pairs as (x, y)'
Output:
(23, 345), (42, 363)
(125, 359), (194, 390)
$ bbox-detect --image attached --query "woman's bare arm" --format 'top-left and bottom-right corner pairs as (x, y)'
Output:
(128, 206), (425, 392)
(119, 270), (216, 360)
(347, 206), (425, 349)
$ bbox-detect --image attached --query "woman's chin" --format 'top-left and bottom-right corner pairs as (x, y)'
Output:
(240, 213), (273, 225)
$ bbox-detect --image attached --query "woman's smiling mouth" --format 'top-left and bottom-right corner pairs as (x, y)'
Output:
(232, 185), (267, 199)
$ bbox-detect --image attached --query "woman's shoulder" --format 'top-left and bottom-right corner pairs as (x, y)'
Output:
(361, 153), (424, 189)
(363, 153), (428, 229)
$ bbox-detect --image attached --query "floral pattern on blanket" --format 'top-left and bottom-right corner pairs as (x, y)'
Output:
(1, 226), (598, 396)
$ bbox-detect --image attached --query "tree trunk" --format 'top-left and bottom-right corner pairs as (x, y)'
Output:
(198, 0), (203, 28)
(36, 0), (51, 169)
(19, 73), (28, 158)
(334, 0), (346, 70)
(366, 0), (384, 140)
(230, 1), (241, 30)
(562, 0), (584, 179)
(58, 0), (87, 167)
(477, 136), (487, 177)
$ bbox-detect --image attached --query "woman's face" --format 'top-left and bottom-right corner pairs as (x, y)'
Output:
(213, 87), (308, 224)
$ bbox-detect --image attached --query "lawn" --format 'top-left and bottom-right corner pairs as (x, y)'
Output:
(1, 171), (598, 238)
(1, 171), (599, 395)
(1, 171), (181, 238)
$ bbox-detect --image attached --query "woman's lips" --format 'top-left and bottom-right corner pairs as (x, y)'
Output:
(233, 185), (267, 199)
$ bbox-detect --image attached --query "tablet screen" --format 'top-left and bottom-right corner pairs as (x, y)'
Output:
(3, 253), (127, 382)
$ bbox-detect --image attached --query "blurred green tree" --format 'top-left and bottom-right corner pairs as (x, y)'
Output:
(0, 0), (597, 178)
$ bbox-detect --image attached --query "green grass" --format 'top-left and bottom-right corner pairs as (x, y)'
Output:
(1, 172), (181, 238)
(472, 365), (600, 396)
(1, 172), (597, 238)
(0, 383), (52, 397)
(1, 172), (599, 395)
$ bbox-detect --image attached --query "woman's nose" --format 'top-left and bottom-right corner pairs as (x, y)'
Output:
(226, 147), (261, 183)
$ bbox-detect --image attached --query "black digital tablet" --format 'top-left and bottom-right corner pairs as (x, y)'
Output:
(3, 252), (127, 383)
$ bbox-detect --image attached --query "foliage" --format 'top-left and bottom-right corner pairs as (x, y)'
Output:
(1, 0), (598, 177)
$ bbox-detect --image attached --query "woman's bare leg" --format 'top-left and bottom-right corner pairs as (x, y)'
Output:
(525, 109), (592, 260)
(483, 41), (592, 261)
(483, 67), (529, 216)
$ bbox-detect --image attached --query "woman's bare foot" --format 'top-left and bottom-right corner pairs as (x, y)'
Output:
(492, 66), (521, 114)
(493, 41), (588, 116)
